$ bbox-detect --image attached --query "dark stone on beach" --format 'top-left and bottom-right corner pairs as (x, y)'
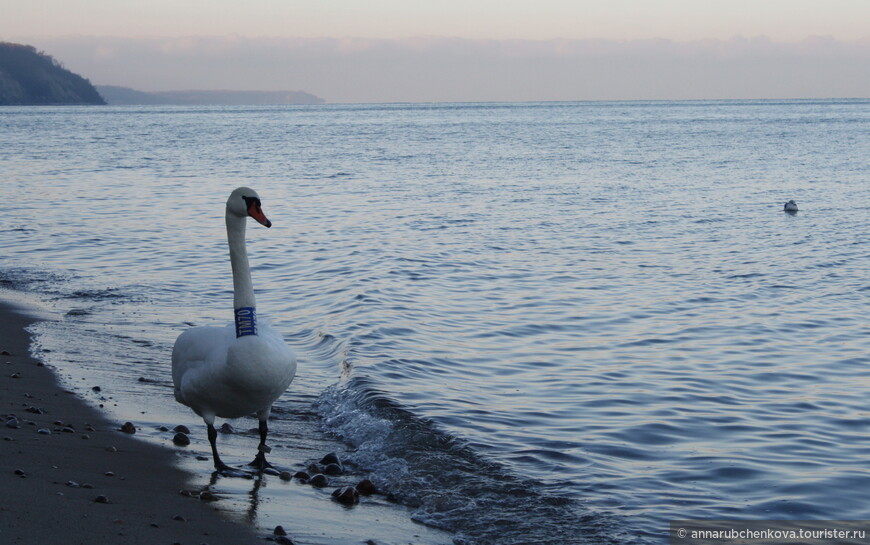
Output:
(53, 420), (64, 426)
(274, 525), (287, 536)
(62, 426), (75, 433)
(319, 452), (342, 467)
(356, 479), (377, 496)
(323, 463), (343, 476)
(106, 446), (117, 452)
(92, 386), (101, 392)
(219, 422), (234, 434)
(157, 425), (169, 432)
(172, 432), (190, 446)
(82, 483), (94, 489)
(293, 471), (310, 481)
(1, 350), (11, 356)
(120, 422), (136, 434)
(37, 428), (51, 435)
(14, 469), (25, 477)
(172, 515), (186, 522)
(105, 471), (115, 477)
(66, 481), (80, 488)
(199, 491), (218, 502)
(94, 495), (110, 504)
(308, 474), (329, 488)
(9, 372), (20, 378)
(6, 417), (19, 429)
(331, 486), (359, 506)
(173, 424), (190, 434)
(279, 471), (292, 481)
(306, 463), (321, 475)
(25, 406), (44, 414)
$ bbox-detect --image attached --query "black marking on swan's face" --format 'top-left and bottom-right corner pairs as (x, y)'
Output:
(242, 195), (272, 227)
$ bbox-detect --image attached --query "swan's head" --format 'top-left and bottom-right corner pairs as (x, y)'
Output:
(227, 187), (271, 228)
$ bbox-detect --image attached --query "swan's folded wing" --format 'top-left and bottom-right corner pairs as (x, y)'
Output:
(171, 325), (235, 405)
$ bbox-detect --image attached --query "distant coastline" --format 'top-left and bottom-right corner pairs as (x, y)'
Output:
(96, 85), (325, 105)
(0, 42), (104, 105)
(0, 41), (325, 106)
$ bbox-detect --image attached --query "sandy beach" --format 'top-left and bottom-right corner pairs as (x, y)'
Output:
(0, 296), (454, 545)
(0, 299), (265, 544)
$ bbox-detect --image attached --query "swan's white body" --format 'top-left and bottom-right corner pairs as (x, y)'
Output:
(172, 322), (295, 421)
(784, 200), (799, 212)
(172, 187), (296, 471)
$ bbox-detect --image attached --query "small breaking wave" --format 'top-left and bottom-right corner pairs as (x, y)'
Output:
(315, 377), (621, 545)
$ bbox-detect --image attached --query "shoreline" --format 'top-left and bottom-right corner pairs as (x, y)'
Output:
(0, 299), (263, 544)
(0, 296), (454, 545)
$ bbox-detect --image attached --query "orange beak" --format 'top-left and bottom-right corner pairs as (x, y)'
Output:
(247, 199), (272, 228)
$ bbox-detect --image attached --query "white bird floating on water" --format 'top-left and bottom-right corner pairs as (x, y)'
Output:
(783, 200), (799, 212)
(172, 187), (297, 474)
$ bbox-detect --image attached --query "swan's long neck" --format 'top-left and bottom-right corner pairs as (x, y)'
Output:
(226, 212), (258, 337)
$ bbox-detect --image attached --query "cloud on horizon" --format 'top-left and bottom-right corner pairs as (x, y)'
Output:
(20, 35), (870, 103)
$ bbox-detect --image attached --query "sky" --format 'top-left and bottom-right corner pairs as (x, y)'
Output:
(4, 0), (870, 102)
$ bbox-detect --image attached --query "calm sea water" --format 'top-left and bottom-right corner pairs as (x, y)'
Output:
(1, 101), (868, 544)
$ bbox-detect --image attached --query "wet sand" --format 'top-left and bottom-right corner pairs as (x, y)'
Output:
(0, 299), (265, 544)
(0, 298), (454, 545)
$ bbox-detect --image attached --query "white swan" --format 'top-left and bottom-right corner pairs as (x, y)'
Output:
(172, 187), (297, 472)
(784, 200), (799, 212)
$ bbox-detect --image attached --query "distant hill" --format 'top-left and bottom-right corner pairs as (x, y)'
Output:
(97, 85), (324, 105)
(0, 42), (105, 105)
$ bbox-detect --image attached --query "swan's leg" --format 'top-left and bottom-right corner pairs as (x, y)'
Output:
(205, 417), (249, 476)
(249, 414), (274, 470)
(207, 423), (233, 472)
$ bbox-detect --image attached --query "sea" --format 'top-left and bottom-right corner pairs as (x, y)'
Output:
(1, 100), (868, 545)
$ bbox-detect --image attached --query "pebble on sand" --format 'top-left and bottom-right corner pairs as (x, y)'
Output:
(319, 452), (342, 468)
(274, 525), (288, 536)
(308, 474), (329, 488)
(331, 486), (360, 506)
(323, 463), (343, 476)
(94, 495), (110, 504)
(356, 479), (377, 496)
(120, 422), (136, 434)
(172, 432), (191, 446)
(199, 491), (218, 502)
(173, 424), (190, 434)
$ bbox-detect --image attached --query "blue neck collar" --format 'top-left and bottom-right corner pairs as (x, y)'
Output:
(234, 307), (257, 337)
